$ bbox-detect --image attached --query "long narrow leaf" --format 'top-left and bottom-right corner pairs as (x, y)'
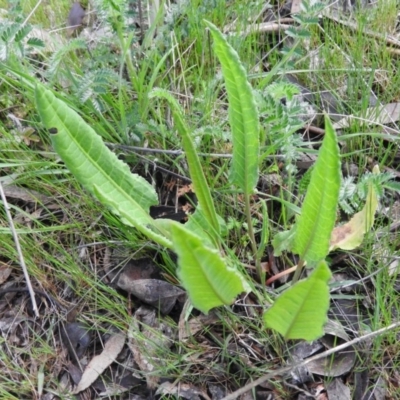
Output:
(204, 20), (260, 195)
(149, 88), (220, 243)
(35, 85), (171, 248)
(292, 114), (341, 263)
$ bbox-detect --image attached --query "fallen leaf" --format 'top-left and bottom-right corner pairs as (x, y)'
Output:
(128, 306), (176, 389)
(117, 277), (184, 314)
(0, 264), (12, 284)
(72, 332), (126, 394)
(330, 174), (378, 251)
(307, 335), (356, 377)
(156, 381), (212, 400)
(333, 103), (400, 129)
(60, 322), (91, 362)
(327, 378), (351, 398)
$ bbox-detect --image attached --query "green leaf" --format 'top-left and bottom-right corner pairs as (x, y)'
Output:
(272, 224), (297, 257)
(204, 20), (259, 195)
(35, 84), (171, 248)
(171, 222), (250, 314)
(264, 261), (331, 340)
(293, 114), (341, 264)
(185, 207), (227, 247)
(149, 88), (220, 244)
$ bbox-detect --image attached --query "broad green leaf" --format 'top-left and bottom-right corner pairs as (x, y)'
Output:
(204, 20), (260, 195)
(35, 85), (171, 248)
(292, 114), (341, 264)
(330, 176), (378, 251)
(149, 88), (220, 245)
(171, 222), (250, 314)
(264, 261), (331, 341)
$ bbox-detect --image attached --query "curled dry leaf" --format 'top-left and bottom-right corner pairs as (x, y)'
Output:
(117, 277), (185, 314)
(67, 2), (86, 35)
(330, 177), (378, 252)
(307, 327), (356, 378)
(288, 319), (355, 381)
(0, 264), (12, 285)
(156, 381), (212, 400)
(72, 332), (126, 394)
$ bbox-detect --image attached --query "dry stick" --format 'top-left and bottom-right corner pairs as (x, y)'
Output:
(107, 143), (286, 159)
(231, 22), (292, 37)
(0, 182), (39, 317)
(224, 18), (294, 36)
(325, 9), (400, 49)
(221, 320), (400, 400)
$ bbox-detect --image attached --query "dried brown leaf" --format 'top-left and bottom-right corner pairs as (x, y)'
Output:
(128, 306), (176, 389)
(73, 332), (126, 394)
(0, 265), (12, 284)
(117, 277), (184, 314)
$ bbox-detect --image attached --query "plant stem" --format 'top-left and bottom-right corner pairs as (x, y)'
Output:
(292, 259), (305, 284)
(244, 195), (264, 286)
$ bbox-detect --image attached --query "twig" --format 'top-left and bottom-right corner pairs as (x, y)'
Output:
(107, 143), (287, 160)
(224, 19), (294, 36)
(324, 9), (400, 49)
(0, 182), (39, 317)
(106, 143), (234, 158)
(221, 320), (400, 400)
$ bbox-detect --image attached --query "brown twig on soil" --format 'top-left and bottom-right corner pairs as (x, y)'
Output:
(221, 320), (400, 400)
(0, 182), (39, 317)
(226, 19), (294, 37)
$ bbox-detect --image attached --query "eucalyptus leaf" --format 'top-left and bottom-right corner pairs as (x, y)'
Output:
(330, 179), (378, 251)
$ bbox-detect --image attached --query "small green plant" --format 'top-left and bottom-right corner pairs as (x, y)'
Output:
(35, 16), (378, 341)
(0, 19), (44, 62)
